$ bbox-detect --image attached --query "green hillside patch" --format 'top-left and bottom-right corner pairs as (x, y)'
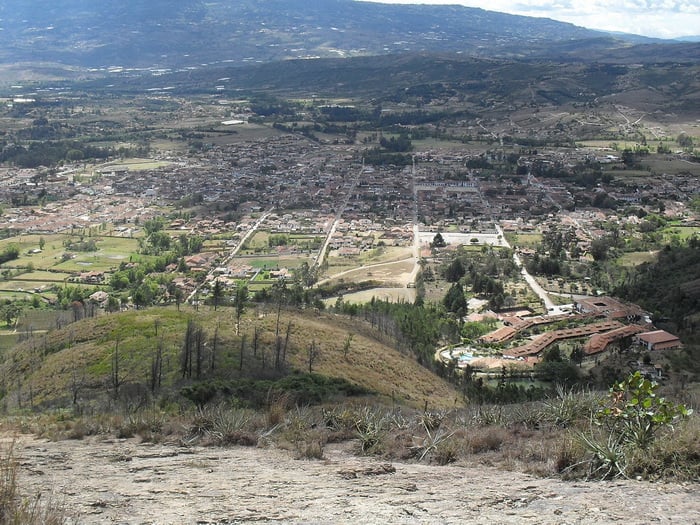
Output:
(0, 306), (463, 411)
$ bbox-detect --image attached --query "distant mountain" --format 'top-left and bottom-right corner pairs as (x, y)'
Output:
(0, 0), (644, 73)
(675, 36), (700, 43)
(82, 52), (697, 119)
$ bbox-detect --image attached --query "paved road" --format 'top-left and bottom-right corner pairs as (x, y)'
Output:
(314, 167), (362, 268)
(186, 207), (273, 303)
(497, 224), (567, 316)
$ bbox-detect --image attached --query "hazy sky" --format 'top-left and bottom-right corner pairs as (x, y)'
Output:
(363, 0), (700, 39)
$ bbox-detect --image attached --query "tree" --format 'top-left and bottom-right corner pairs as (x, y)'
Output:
(181, 319), (204, 379)
(570, 346), (585, 367)
(431, 232), (447, 249)
(537, 360), (579, 384)
(150, 337), (164, 394)
(590, 238), (610, 261)
(677, 133), (693, 150)
(107, 295), (121, 313)
(2, 303), (22, 327)
(443, 258), (465, 282)
(342, 333), (353, 359)
(111, 337), (125, 399)
(443, 283), (467, 316)
(211, 279), (224, 311)
(239, 334), (247, 371)
(234, 285), (248, 335)
(308, 340), (320, 373)
(542, 344), (563, 362)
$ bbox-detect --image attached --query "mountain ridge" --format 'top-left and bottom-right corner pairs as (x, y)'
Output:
(0, 0), (658, 73)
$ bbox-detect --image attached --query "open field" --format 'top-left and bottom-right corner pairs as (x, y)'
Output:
(322, 259), (415, 288)
(506, 233), (543, 248)
(0, 290), (36, 300)
(0, 234), (140, 274)
(235, 255), (311, 270)
(10, 270), (71, 282)
(0, 332), (19, 354)
(0, 279), (58, 292)
(617, 251), (659, 267)
(643, 156), (700, 176)
(412, 138), (479, 151)
(96, 158), (174, 171)
(325, 286), (415, 305)
(205, 123), (284, 144)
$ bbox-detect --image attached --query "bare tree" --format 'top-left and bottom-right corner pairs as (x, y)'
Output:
(194, 326), (205, 379)
(253, 325), (259, 357)
(282, 321), (292, 366)
(111, 336), (127, 399)
(210, 322), (220, 372)
(70, 366), (86, 407)
(239, 334), (247, 371)
(234, 285), (248, 335)
(308, 340), (320, 373)
(181, 319), (196, 379)
(150, 336), (164, 394)
(273, 281), (286, 370)
(342, 333), (353, 359)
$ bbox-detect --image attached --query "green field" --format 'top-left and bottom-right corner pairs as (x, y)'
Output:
(235, 255), (311, 270)
(507, 233), (543, 248)
(0, 234), (140, 273)
(662, 226), (699, 242)
(0, 332), (19, 354)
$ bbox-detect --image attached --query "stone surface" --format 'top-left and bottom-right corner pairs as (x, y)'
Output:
(6, 434), (699, 524)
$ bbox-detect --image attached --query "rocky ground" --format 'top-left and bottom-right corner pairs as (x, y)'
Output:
(7, 434), (699, 524)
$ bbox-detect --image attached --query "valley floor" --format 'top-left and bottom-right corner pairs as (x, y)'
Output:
(5, 433), (698, 524)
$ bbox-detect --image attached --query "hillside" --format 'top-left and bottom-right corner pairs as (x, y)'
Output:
(0, 0), (642, 73)
(72, 52), (700, 120)
(0, 307), (462, 411)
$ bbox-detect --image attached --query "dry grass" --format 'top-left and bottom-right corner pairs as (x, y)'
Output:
(2, 307), (463, 412)
(0, 440), (72, 524)
(1, 397), (697, 482)
(252, 310), (464, 410)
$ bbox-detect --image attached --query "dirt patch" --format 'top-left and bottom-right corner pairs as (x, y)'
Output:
(330, 287), (416, 305)
(7, 433), (699, 524)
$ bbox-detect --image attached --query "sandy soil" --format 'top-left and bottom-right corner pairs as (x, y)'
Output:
(7, 434), (699, 524)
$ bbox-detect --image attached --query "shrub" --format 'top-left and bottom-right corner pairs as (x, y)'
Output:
(354, 406), (389, 455)
(541, 384), (601, 428)
(574, 372), (693, 479)
(279, 406), (325, 460)
(596, 372), (692, 450)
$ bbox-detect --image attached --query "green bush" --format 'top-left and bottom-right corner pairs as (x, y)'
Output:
(574, 372), (693, 479)
(181, 373), (369, 409)
(596, 372), (692, 450)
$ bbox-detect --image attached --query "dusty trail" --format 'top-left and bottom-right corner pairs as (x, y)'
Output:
(6, 434), (699, 524)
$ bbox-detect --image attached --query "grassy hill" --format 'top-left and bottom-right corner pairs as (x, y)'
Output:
(0, 306), (463, 412)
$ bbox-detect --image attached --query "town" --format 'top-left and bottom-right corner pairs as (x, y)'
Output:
(0, 87), (697, 384)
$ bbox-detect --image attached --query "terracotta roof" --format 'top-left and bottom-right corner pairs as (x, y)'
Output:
(637, 330), (680, 345)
